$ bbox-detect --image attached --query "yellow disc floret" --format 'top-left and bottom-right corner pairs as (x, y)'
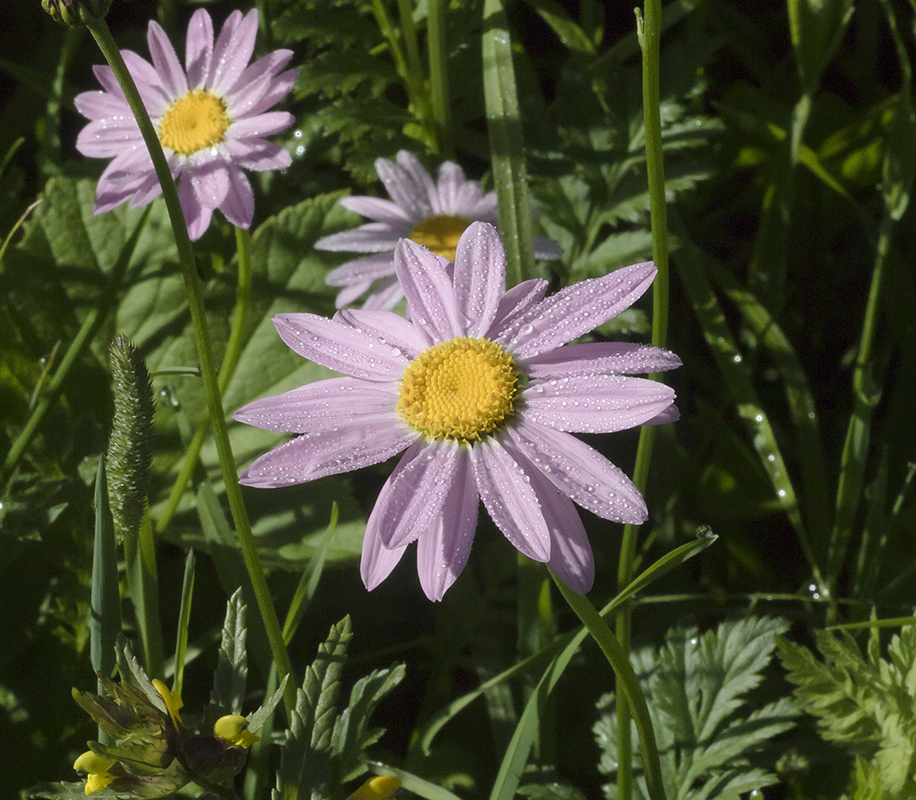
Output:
(159, 88), (230, 156)
(397, 337), (518, 442)
(409, 214), (472, 261)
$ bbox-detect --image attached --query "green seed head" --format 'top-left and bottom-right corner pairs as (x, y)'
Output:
(42, 0), (112, 26)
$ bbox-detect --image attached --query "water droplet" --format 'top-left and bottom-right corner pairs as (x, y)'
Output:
(732, 354), (743, 363)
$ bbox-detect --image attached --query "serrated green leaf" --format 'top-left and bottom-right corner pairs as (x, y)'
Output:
(209, 589), (248, 718)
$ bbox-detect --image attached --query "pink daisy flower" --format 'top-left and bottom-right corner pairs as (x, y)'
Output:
(75, 9), (298, 240)
(235, 222), (679, 600)
(315, 150), (561, 310)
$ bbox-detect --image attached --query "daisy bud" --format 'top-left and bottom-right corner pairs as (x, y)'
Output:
(106, 336), (154, 540)
(42, 0), (111, 27)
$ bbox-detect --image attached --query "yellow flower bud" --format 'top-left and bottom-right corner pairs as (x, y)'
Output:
(152, 679), (184, 728)
(345, 775), (401, 800)
(213, 714), (260, 748)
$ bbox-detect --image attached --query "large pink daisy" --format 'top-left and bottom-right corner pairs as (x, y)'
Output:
(236, 222), (679, 600)
(315, 151), (561, 310)
(75, 9), (298, 239)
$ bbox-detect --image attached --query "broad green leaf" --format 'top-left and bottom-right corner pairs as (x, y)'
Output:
(209, 589), (248, 718)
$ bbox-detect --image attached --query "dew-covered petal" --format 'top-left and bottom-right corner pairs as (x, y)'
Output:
(361, 277), (404, 311)
(431, 161), (479, 215)
(372, 440), (463, 549)
(74, 90), (130, 121)
(336, 308), (429, 358)
(646, 402), (679, 425)
(238, 418), (416, 487)
(147, 21), (188, 99)
(522, 374), (675, 433)
(246, 68), (299, 117)
(227, 111), (294, 140)
(453, 222), (505, 338)
(208, 9), (259, 96)
(487, 278), (548, 340)
(76, 119), (144, 158)
(177, 174), (213, 240)
(326, 253), (396, 287)
(233, 377), (397, 432)
(470, 438), (551, 562)
(273, 313), (409, 380)
(315, 223), (401, 253)
(190, 160), (230, 209)
(95, 172), (149, 214)
(121, 50), (170, 117)
(507, 446), (593, 593)
(505, 418), (647, 524)
(220, 167), (255, 228)
(416, 449), (478, 601)
(222, 138), (291, 171)
(92, 64), (126, 101)
(100, 146), (155, 183)
(227, 49), (294, 105)
(361, 500), (409, 591)
(376, 151), (436, 220)
(128, 171), (166, 209)
(502, 262), (657, 359)
(185, 8), (214, 88)
(523, 342), (682, 379)
(340, 195), (414, 226)
(395, 238), (464, 341)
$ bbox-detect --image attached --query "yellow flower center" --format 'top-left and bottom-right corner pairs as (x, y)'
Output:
(158, 88), (230, 156)
(409, 214), (472, 261)
(397, 337), (518, 442)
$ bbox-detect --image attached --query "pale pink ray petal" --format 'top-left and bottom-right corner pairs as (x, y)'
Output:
(361, 502), (409, 591)
(487, 278), (548, 339)
(326, 253), (397, 286)
(452, 222), (506, 338)
(523, 342), (682, 379)
(336, 308), (430, 358)
(376, 152), (436, 219)
(246, 68), (299, 117)
(361, 277), (404, 311)
(645, 402), (679, 425)
(227, 49), (294, 99)
(76, 120), (144, 158)
(223, 70), (273, 119)
(222, 138), (291, 171)
(334, 280), (374, 309)
(395, 238), (464, 341)
(470, 438), (551, 563)
(316, 224), (401, 253)
(431, 161), (468, 215)
(239, 418), (416, 487)
(208, 10), (259, 96)
(273, 313), (409, 380)
(373, 440), (463, 549)
(177, 174), (213, 241)
(92, 65), (126, 100)
(147, 21), (188, 99)
(416, 449), (478, 601)
(219, 167), (255, 228)
(95, 174), (149, 214)
(234, 377), (398, 432)
(128, 172), (166, 209)
(340, 195), (414, 226)
(502, 262), (657, 359)
(185, 8), (214, 88)
(120, 50), (171, 117)
(227, 111), (295, 140)
(190, 161), (230, 209)
(101, 146), (155, 183)
(74, 90), (131, 121)
(522, 374), (675, 433)
(506, 418), (647, 524)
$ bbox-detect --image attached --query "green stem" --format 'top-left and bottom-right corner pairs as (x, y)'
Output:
(427, 0), (452, 157)
(81, 13), (296, 719)
(552, 576), (666, 800)
(615, 5), (670, 799)
(157, 227), (253, 534)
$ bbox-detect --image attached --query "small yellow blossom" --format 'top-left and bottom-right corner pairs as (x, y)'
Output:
(345, 775), (401, 800)
(151, 679), (184, 728)
(213, 714), (260, 748)
(73, 751), (117, 795)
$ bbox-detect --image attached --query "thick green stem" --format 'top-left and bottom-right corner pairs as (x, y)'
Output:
(615, 4), (670, 799)
(427, 0), (452, 157)
(82, 14), (296, 719)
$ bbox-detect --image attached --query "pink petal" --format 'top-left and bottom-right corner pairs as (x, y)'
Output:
(239, 417), (416, 487)
(273, 313), (409, 380)
(233, 377), (397, 432)
(522, 374), (675, 433)
(340, 195), (414, 226)
(227, 111), (295, 139)
(128, 172), (166, 209)
(453, 222), (506, 338)
(376, 151), (436, 219)
(147, 21), (188, 99)
(223, 138), (291, 171)
(505, 418), (647, 524)
(185, 8), (214, 88)
(500, 262), (657, 359)
(395, 238), (464, 341)
(335, 308), (429, 358)
(74, 90), (130, 121)
(95, 173), (149, 214)
(208, 9), (259, 96)
(121, 50), (171, 117)
(92, 65), (126, 101)
(245, 68), (299, 117)
(470, 438), (551, 562)
(100, 146), (154, 183)
(315, 223), (401, 253)
(361, 505), (409, 591)
(226, 49), (294, 108)
(224, 70), (273, 119)
(325, 253), (397, 287)
(523, 342), (682, 379)
(177, 173), (213, 240)
(361, 277), (404, 310)
(334, 280), (374, 309)
(372, 440), (463, 548)
(219, 167), (254, 228)
(76, 120), (144, 158)
(646, 402), (679, 425)
(416, 450), (478, 601)
(432, 161), (472, 215)
(189, 161), (230, 209)
(487, 278), (548, 339)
